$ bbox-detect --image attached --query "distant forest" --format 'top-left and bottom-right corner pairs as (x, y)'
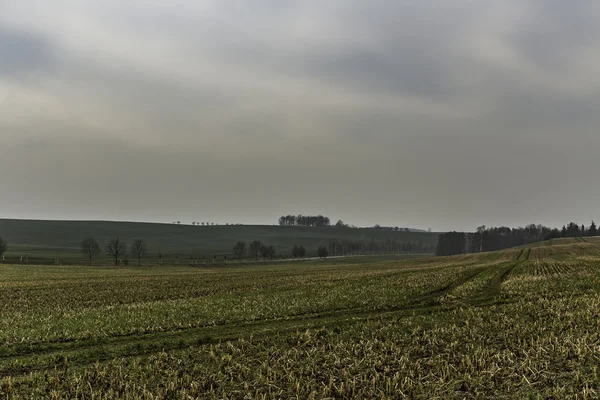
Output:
(279, 215), (331, 227)
(437, 222), (598, 256)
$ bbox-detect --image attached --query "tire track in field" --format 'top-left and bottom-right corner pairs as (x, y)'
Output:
(438, 249), (527, 307)
(466, 260), (521, 306)
(515, 248), (530, 262)
(0, 267), (492, 378)
(420, 266), (488, 300)
(0, 297), (516, 381)
(0, 265), (490, 358)
(515, 249), (524, 261)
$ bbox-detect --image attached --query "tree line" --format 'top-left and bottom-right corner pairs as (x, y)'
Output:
(233, 240), (278, 260)
(278, 215), (331, 227)
(233, 238), (434, 260)
(436, 221), (599, 256)
(232, 241), (332, 260)
(328, 239), (433, 256)
(0, 235), (333, 266)
(0, 234), (434, 266)
(0, 236), (150, 266)
(80, 237), (148, 266)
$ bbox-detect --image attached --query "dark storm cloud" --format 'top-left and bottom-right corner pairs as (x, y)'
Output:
(2, 0), (600, 231)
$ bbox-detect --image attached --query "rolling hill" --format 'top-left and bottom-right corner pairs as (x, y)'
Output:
(0, 219), (439, 263)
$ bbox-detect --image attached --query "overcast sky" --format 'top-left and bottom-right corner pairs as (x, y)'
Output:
(1, 1), (600, 231)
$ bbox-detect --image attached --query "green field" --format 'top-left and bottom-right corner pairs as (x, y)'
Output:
(0, 219), (437, 264)
(2, 237), (600, 398)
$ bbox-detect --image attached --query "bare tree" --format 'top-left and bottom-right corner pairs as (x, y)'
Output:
(0, 237), (7, 259)
(80, 237), (101, 265)
(298, 245), (306, 258)
(249, 240), (262, 260)
(131, 239), (148, 266)
(266, 245), (276, 259)
(259, 244), (268, 259)
(260, 244), (276, 259)
(317, 246), (329, 259)
(106, 237), (128, 266)
(233, 241), (246, 259)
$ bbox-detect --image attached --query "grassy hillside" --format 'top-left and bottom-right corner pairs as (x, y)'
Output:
(1, 238), (600, 397)
(0, 219), (438, 263)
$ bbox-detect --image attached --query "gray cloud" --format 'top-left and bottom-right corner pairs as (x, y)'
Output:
(0, 27), (57, 77)
(1, 0), (600, 231)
